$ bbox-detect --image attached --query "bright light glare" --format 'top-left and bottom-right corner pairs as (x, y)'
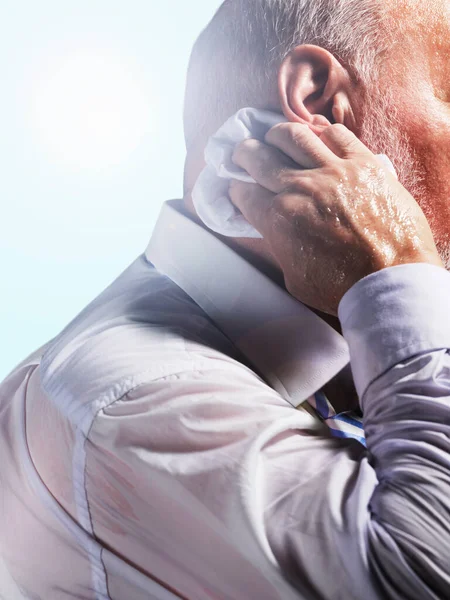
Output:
(31, 50), (152, 170)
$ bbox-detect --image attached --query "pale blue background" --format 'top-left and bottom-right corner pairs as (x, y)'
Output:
(0, 1), (222, 380)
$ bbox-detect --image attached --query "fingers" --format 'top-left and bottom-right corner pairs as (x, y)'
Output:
(232, 139), (300, 194)
(319, 124), (373, 159)
(265, 123), (336, 168)
(229, 181), (274, 238)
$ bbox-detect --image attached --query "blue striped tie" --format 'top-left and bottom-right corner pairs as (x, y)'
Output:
(308, 389), (366, 447)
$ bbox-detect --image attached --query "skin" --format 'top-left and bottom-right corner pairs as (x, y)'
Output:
(377, 0), (450, 263)
(229, 124), (442, 316)
(183, 0), (450, 411)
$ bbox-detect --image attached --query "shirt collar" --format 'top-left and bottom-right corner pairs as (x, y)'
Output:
(145, 200), (350, 408)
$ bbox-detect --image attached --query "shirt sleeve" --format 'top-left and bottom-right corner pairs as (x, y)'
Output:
(85, 263), (450, 600)
(336, 263), (450, 599)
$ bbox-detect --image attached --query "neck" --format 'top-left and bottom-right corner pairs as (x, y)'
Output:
(182, 193), (358, 413)
(182, 192), (343, 336)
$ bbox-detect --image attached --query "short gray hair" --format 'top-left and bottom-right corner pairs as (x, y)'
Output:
(184, 0), (392, 149)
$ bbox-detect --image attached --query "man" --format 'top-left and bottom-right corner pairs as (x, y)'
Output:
(1, 0), (449, 598)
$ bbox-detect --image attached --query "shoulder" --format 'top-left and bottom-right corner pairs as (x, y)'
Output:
(39, 255), (243, 430)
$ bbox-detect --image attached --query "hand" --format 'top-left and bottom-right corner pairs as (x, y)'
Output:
(230, 123), (443, 316)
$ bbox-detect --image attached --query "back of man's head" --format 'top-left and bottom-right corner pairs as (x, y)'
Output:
(182, 0), (450, 275)
(183, 0), (393, 156)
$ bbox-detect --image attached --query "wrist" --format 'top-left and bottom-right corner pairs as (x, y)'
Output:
(367, 248), (444, 278)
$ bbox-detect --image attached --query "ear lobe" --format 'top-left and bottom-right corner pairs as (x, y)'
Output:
(278, 45), (354, 133)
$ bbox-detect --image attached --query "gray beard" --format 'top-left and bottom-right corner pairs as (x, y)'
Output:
(359, 90), (450, 270)
(359, 88), (424, 199)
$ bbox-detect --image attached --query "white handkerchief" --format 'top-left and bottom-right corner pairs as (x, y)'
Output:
(192, 107), (397, 239)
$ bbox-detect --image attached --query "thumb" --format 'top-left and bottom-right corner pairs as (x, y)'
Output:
(229, 180), (275, 238)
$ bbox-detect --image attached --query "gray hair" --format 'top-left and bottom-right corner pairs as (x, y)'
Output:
(184, 0), (393, 149)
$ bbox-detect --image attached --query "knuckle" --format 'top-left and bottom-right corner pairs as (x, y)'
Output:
(241, 138), (260, 150)
(281, 124), (312, 151)
(277, 167), (299, 188)
(273, 193), (297, 215)
(229, 180), (254, 202)
(267, 122), (290, 138)
(233, 138), (257, 160)
(327, 161), (347, 181)
(322, 124), (357, 147)
(276, 174), (318, 203)
(329, 123), (348, 136)
(290, 124), (311, 142)
(302, 175), (318, 193)
(264, 124), (282, 145)
(271, 193), (284, 212)
(266, 122), (302, 144)
(232, 142), (245, 164)
(272, 193), (288, 214)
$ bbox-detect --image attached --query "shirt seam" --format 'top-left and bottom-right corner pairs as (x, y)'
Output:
(73, 364), (209, 600)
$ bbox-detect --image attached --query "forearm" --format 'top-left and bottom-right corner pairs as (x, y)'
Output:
(339, 263), (450, 599)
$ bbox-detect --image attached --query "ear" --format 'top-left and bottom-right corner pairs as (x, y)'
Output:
(278, 45), (357, 134)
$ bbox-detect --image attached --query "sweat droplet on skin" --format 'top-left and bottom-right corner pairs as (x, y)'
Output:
(331, 160), (430, 273)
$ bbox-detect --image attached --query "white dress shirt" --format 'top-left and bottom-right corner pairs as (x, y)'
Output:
(1, 200), (449, 600)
